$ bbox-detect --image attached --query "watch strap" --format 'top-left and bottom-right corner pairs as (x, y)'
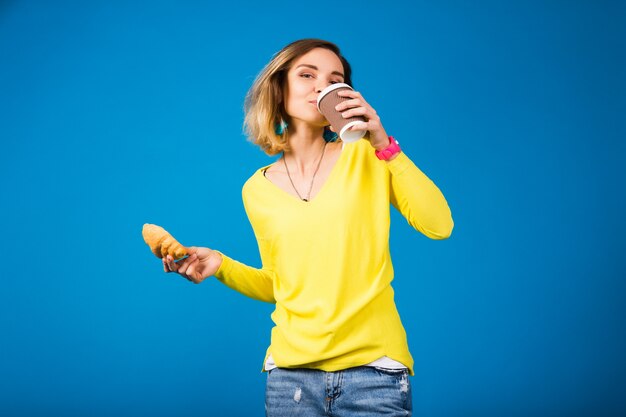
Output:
(375, 136), (401, 160)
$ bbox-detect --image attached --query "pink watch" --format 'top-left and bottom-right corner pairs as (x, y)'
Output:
(375, 136), (401, 160)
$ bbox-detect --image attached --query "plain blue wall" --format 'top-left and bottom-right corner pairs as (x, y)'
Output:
(1, 1), (624, 416)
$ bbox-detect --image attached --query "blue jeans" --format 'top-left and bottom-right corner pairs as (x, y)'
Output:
(265, 366), (412, 416)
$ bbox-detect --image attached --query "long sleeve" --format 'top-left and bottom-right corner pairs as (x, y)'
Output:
(213, 252), (275, 303)
(210, 177), (278, 303)
(387, 151), (454, 239)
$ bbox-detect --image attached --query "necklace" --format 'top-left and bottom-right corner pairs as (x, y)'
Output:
(282, 141), (328, 202)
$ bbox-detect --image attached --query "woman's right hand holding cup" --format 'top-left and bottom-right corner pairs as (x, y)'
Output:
(163, 246), (222, 284)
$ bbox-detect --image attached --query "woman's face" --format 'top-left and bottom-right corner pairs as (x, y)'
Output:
(283, 47), (345, 127)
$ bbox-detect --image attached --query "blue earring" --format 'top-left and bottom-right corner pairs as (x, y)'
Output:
(275, 120), (288, 135)
(323, 126), (339, 142)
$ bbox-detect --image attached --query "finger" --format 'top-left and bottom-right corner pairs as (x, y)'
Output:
(166, 255), (179, 272)
(163, 257), (170, 273)
(335, 98), (362, 112)
(190, 264), (205, 284)
(342, 107), (369, 119)
(337, 89), (361, 98)
(177, 254), (198, 275)
(185, 260), (201, 282)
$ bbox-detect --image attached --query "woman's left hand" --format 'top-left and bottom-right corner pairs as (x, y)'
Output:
(334, 89), (390, 150)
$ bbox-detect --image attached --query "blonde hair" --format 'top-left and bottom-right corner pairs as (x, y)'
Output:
(243, 39), (353, 156)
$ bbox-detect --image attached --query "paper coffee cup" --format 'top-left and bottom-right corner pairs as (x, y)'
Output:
(317, 83), (366, 143)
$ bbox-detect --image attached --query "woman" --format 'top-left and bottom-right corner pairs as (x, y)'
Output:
(163, 39), (453, 416)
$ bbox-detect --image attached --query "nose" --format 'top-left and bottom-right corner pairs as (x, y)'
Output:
(315, 80), (333, 93)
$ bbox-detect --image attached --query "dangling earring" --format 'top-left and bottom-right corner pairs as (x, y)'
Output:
(323, 126), (339, 142)
(275, 120), (288, 135)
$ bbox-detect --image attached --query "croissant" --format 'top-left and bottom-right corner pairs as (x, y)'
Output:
(142, 223), (188, 260)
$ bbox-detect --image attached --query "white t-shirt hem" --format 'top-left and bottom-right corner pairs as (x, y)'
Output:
(264, 354), (407, 371)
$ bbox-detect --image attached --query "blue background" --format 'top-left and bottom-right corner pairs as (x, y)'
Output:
(1, 1), (624, 416)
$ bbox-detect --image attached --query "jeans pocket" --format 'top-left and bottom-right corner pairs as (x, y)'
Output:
(368, 367), (412, 414)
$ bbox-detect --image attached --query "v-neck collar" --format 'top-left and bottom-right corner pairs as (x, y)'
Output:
(258, 142), (348, 205)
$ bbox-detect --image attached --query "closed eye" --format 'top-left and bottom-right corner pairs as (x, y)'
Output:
(300, 73), (342, 84)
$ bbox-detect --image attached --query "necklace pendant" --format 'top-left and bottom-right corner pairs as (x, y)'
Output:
(302, 198), (308, 202)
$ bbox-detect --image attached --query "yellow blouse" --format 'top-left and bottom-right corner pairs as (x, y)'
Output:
(214, 139), (453, 376)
